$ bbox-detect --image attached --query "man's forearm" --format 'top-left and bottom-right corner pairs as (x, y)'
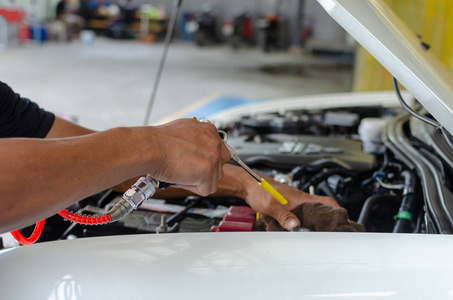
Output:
(0, 127), (156, 233)
(1, 118), (230, 233)
(152, 164), (249, 199)
(46, 117), (95, 138)
(211, 164), (251, 198)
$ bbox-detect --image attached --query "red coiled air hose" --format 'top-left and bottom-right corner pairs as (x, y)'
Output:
(11, 175), (157, 245)
(11, 210), (113, 245)
(10, 219), (45, 245)
(57, 209), (112, 225)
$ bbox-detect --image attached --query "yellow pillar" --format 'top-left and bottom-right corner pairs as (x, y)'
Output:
(352, 0), (453, 92)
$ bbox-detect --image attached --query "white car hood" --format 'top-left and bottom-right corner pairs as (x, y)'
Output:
(318, 0), (453, 134)
(1, 232), (453, 299)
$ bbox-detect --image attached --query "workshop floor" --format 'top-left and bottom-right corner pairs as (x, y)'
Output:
(0, 38), (353, 131)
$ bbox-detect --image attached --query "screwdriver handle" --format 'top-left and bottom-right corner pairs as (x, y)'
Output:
(258, 179), (289, 205)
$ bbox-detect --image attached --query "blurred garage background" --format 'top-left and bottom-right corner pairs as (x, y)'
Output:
(0, 0), (452, 131)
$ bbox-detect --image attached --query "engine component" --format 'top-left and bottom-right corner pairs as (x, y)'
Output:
(210, 206), (256, 232)
(385, 113), (453, 233)
(393, 171), (418, 233)
(227, 134), (376, 172)
(324, 111), (359, 127)
(159, 197), (203, 233)
(357, 195), (398, 232)
(359, 117), (388, 154)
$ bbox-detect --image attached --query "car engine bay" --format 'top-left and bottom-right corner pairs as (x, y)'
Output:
(19, 96), (451, 245)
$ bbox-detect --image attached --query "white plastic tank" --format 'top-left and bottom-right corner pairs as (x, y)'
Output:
(358, 118), (388, 153)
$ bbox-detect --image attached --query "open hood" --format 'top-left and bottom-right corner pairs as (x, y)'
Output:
(318, 0), (453, 134)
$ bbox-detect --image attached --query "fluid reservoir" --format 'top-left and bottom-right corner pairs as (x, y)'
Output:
(358, 118), (388, 154)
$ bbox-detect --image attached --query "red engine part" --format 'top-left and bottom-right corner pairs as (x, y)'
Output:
(210, 206), (256, 232)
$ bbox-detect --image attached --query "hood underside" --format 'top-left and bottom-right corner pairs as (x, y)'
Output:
(318, 0), (453, 134)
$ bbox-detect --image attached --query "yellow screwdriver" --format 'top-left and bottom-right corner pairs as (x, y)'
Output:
(218, 130), (288, 206)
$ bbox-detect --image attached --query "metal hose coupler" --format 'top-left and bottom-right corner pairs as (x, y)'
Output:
(109, 175), (158, 222)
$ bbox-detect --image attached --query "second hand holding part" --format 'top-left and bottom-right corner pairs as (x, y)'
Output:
(218, 130), (288, 206)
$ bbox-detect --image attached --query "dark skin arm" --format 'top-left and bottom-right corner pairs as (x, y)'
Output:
(45, 117), (96, 138)
(0, 117), (230, 233)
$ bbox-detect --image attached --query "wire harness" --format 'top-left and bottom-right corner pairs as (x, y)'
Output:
(393, 77), (453, 149)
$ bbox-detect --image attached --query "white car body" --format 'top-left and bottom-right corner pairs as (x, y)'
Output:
(2, 232), (453, 299)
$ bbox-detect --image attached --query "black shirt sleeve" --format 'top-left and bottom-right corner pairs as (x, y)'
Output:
(0, 81), (55, 138)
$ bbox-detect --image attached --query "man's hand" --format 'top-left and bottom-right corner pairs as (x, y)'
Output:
(261, 202), (365, 232)
(216, 164), (339, 231)
(148, 118), (231, 196)
(244, 176), (339, 231)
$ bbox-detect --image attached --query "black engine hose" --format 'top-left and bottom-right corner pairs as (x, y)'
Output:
(300, 168), (340, 192)
(316, 181), (342, 205)
(393, 194), (417, 233)
(393, 171), (418, 233)
(291, 159), (357, 180)
(357, 195), (398, 230)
